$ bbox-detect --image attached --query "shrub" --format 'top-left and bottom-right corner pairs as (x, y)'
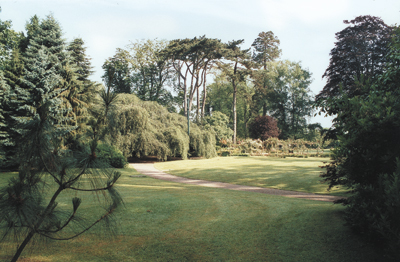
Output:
(96, 143), (128, 168)
(344, 162), (400, 254)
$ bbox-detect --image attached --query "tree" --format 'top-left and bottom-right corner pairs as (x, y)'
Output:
(0, 70), (10, 166)
(103, 93), (217, 160)
(319, 25), (400, 252)
(128, 39), (176, 109)
(0, 69), (122, 262)
(164, 36), (224, 119)
(203, 111), (233, 142)
(219, 40), (251, 144)
(65, 38), (99, 135)
(251, 31), (281, 116)
(0, 8), (24, 70)
(315, 15), (393, 115)
(0, 48), (26, 169)
(251, 31), (281, 70)
(265, 60), (313, 139)
(248, 115), (280, 140)
(0, 15), (123, 260)
(102, 48), (132, 94)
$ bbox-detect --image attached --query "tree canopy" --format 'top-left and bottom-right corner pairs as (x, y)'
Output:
(316, 15), (393, 115)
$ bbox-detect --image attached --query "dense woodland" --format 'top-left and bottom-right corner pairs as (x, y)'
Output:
(1, 9), (400, 260)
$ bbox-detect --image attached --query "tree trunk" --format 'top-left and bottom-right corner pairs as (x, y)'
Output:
(233, 82), (237, 144)
(11, 231), (35, 262)
(11, 186), (64, 262)
(201, 70), (207, 119)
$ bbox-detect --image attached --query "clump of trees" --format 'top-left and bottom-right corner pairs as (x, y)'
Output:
(317, 15), (400, 254)
(0, 14), (123, 262)
(102, 32), (315, 143)
(0, 11), (219, 260)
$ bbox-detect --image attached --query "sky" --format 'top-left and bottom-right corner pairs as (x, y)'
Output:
(1, 0), (400, 127)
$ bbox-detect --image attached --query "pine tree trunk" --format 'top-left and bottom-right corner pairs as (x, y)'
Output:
(11, 187), (63, 261)
(11, 231), (35, 262)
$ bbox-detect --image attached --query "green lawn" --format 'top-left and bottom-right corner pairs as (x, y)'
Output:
(0, 165), (387, 261)
(156, 156), (346, 196)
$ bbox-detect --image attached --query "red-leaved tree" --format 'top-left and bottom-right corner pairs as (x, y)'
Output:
(248, 116), (280, 140)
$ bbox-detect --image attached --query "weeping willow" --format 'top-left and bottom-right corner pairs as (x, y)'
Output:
(104, 94), (216, 160)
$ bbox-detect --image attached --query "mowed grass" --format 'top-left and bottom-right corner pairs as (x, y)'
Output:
(156, 156), (346, 196)
(0, 167), (386, 262)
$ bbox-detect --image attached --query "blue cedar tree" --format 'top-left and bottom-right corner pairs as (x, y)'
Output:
(0, 49), (27, 169)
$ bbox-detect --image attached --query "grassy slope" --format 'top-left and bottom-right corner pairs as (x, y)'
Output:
(0, 167), (386, 261)
(155, 156), (346, 196)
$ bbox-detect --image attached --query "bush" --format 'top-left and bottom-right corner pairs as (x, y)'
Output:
(344, 162), (400, 254)
(96, 143), (128, 168)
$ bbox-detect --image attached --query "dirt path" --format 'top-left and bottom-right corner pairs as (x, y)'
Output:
(130, 163), (343, 202)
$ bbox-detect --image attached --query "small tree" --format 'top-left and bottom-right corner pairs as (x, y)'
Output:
(0, 86), (123, 262)
(248, 115), (280, 141)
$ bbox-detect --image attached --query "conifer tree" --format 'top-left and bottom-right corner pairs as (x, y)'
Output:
(67, 38), (99, 108)
(0, 71), (10, 166)
(0, 49), (27, 169)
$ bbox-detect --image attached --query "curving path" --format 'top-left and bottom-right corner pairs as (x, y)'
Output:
(130, 163), (343, 202)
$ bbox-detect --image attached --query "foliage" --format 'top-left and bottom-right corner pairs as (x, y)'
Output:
(163, 36), (224, 119)
(0, 71), (10, 167)
(218, 40), (251, 143)
(251, 31), (282, 116)
(96, 143), (127, 168)
(251, 31), (281, 70)
(203, 111), (233, 142)
(316, 15), (393, 115)
(344, 162), (400, 250)
(264, 60), (313, 139)
(0, 9), (24, 70)
(128, 39), (177, 109)
(319, 25), (400, 253)
(104, 93), (216, 160)
(248, 115), (280, 140)
(102, 48), (132, 94)
(0, 61), (122, 262)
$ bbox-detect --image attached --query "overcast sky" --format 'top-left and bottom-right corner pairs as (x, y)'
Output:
(1, 0), (400, 127)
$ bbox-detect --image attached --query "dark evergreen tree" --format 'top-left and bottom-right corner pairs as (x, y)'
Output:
(64, 38), (99, 135)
